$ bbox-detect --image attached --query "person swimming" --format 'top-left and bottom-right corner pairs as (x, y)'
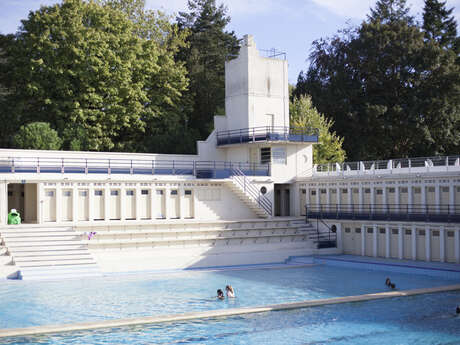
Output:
(456, 305), (460, 315)
(385, 277), (391, 286)
(217, 289), (225, 300)
(226, 285), (235, 298)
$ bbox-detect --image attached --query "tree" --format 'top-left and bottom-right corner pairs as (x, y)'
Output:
(295, 0), (459, 160)
(13, 122), (62, 150)
(0, 0), (189, 152)
(290, 95), (345, 164)
(423, 0), (458, 50)
(177, 0), (240, 142)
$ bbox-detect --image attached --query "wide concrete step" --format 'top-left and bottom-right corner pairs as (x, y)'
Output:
(4, 236), (81, 242)
(12, 249), (91, 257)
(6, 244), (87, 252)
(13, 254), (94, 262)
(6, 240), (87, 247)
(17, 258), (97, 267)
(1, 231), (78, 238)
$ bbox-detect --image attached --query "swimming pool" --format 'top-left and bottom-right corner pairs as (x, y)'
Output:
(0, 263), (458, 329)
(3, 291), (460, 344)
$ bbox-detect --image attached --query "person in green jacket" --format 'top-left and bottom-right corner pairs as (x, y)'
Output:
(7, 209), (21, 225)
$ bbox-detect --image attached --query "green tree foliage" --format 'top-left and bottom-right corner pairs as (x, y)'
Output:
(177, 0), (240, 143)
(0, 0), (188, 152)
(295, 0), (460, 161)
(13, 122), (62, 150)
(423, 0), (458, 50)
(290, 95), (345, 164)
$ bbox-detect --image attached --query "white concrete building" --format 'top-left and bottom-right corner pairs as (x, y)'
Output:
(0, 35), (458, 279)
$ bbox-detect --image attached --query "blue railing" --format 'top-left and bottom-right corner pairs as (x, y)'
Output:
(306, 204), (460, 224)
(0, 157), (270, 178)
(216, 126), (319, 146)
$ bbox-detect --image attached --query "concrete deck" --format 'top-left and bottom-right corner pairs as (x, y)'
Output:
(1, 283), (459, 339)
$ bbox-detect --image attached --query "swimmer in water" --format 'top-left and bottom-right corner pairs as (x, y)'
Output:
(226, 285), (235, 298)
(456, 305), (460, 315)
(385, 277), (391, 286)
(217, 289), (225, 300)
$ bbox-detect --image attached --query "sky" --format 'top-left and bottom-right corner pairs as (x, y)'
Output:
(1, 0), (459, 83)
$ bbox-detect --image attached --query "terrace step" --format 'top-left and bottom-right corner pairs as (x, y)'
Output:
(15, 258), (98, 267)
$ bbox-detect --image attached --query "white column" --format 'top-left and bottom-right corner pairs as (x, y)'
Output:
(421, 183), (426, 211)
(120, 185), (126, 221)
(336, 187), (341, 211)
(165, 187), (170, 219)
(370, 185), (375, 212)
(382, 183), (388, 212)
(192, 186), (198, 220)
(150, 186), (155, 220)
(439, 225), (445, 263)
(385, 224), (390, 258)
(408, 183), (413, 212)
(55, 184), (62, 223)
(316, 187), (320, 210)
(449, 181), (455, 214)
(104, 187), (110, 222)
(0, 182), (7, 225)
(135, 186), (141, 220)
(88, 185), (94, 221)
(411, 224), (417, 260)
(398, 224), (403, 259)
(361, 224), (366, 256)
(179, 186), (185, 219)
(435, 184), (440, 213)
(348, 187), (352, 212)
(72, 185), (78, 224)
(425, 225), (431, 262)
(455, 228), (460, 264)
(38, 183), (44, 224)
(373, 224), (378, 257)
(358, 186), (363, 212)
(336, 223), (343, 251)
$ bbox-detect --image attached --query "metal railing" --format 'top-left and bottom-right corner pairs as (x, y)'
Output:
(315, 155), (460, 175)
(0, 157), (271, 178)
(315, 218), (337, 248)
(306, 203), (460, 223)
(230, 168), (272, 216)
(216, 126), (319, 146)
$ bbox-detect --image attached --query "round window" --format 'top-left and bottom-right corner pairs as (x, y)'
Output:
(260, 186), (267, 195)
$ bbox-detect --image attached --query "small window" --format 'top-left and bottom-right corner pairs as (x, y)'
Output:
(355, 228), (361, 234)
(345, 228), (351, 233)
(94, 190), (103, 196)
(414, 187), (421, 194)
(111, 190), (119, 196)
(79, 191), (88, 197)
(171, 190), (178, 195)
(156, 190), (163, 195)
(353, 189), (359, 194)
(141, 190), (149, 195)
(457, 187), (460, 193)
(418, 229), (425, 236)
(342, 189), (348, 194)
(7, 191), (13, 197)
(432, 230), (440, 237)
(260, 147), (271, 164)
(301, 189), (306, 194)
(126, 190), (134, 196)
(331, 189), (337, 194)
(388, 188), (395, 193)
(320, 189), (326, 194)
(401, 187), (408, 193)
(364, 188), (370, 193)
(367, 228), (373, 234)
(447, 231), (454, 237)
(185, 190), (192, 195)
(46, 191), (55, 197)
(392, 229), (398, 235)
(428, 187), (435, 193)
(405, 229), (412, 235)
(441, 187), (449, 193)
(379, 228), (386, 234)
(63, 191), (71, 197)
(376, 189), (383, 195)
(311, 190), (316, 196)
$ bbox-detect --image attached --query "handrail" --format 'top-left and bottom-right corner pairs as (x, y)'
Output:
(216, 126), (319, 146)
(0, 157), (271, 178)
(306, 203), (460, 223)
(314, 155), (460, 174)
(230, 168), (272, 216)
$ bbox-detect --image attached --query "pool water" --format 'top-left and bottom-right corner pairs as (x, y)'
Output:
(0, 264), (458, 329)
(4, 291), (460, 344)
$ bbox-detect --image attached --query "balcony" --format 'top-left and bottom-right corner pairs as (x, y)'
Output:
(216, 126), (319, 146)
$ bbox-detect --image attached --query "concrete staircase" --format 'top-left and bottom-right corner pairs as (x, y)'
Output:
(290, 219), (337, 249)
(226, 180), (270, 218)
(0, 226), (102, 280)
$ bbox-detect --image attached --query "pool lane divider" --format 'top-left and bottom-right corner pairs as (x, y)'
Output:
(1, 283), (460, 339)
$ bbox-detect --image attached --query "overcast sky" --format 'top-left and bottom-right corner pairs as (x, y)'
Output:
(1, 0), (459, 83)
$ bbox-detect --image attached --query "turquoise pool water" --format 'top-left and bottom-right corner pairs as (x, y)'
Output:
(0, 264), (458, 329)
(3, 291), (460, 344)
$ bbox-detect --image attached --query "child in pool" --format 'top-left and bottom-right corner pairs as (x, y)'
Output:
(226, 285), (235, 298)
(217, 289), (225, 300)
